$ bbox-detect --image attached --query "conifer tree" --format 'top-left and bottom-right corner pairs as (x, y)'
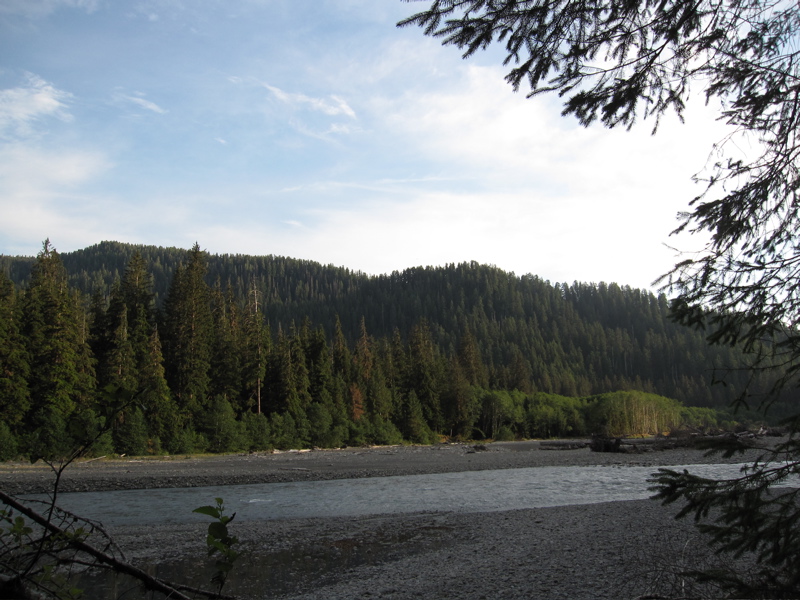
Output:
(93, 252), (180, 453)
(209, 282), (243, 405)
(113, 405), (149, 456)
(102, 304), (137, 393)
(305, 325), (334, 407)
(442, 356), (476, 439)
(241, 280), (270, 414)
(264, 327), (310, 446)
(120, 251), (158, 375)
(161, 243), (213, 424)
(457, 325), (487, 388)
(70, 288), (98, 414)
(21, 240), (97, 459)
(398, 390), (436, 444)
(121, 251), (155, 321)
(508, 347), (533, 393)
(350, 319), (399, 442)
(331, 315), (352, 380)
(348, 382), (365, 422)
(353, 316), (374, 382)
(0, 270), (30, 430)
(203, 395), (246, 453)
(87, 289), (110, 367)
(365, 362), (394, 420)
(407, 320), (444, 432)
(139, 326), (180, 452)
(287, 325), (312, 442)
(101, 304), (144, 454)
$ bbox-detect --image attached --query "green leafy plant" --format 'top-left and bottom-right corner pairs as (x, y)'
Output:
(193, 498), (240, 595)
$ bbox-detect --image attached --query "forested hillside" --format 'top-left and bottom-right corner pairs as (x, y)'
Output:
(0, 241), (780, 458)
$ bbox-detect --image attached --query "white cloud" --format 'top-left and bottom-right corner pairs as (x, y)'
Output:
(0, 74), (72, 137)
(258, 186), (695, 289)
(265, 84), (356, 118)
(113, 91), (167, 114)
(163, 187), (656, 288)
(190, 57), (732, 289)
(0, 144), (115, 254)
(341, 59), (736, 286)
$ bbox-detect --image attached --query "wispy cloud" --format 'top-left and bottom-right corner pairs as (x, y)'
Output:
(288, 119), (356, 142)
(264, 84), (356, 119)
(0, 74), (72, 138)
(113, 91), (167, 114)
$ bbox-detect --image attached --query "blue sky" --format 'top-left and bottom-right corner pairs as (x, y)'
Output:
(0, 0), (734, 290)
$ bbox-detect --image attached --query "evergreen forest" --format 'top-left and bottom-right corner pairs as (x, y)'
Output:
(0, 240), (782, 459)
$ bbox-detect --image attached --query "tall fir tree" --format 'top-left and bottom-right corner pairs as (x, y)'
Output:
(139, 327), (181, 452)
(241, 280), (270, 414)
(120, 251), (158, 375)
(442, 356), (476, 439)
(353, 316), (374, 382)
(209, 282), (243, 405)
(331, 315), (352, 380)
(121, 252), (155, 321)
(102, 302), (137, 393)
(21, 240), (97, 459)
(407, 320), (444, 432)
(161, 243), (214, 425)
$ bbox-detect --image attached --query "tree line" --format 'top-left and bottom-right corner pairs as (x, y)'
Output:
(0, 241), (775, 458)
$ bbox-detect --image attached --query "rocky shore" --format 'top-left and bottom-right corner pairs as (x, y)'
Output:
(1, 441), (765, 599)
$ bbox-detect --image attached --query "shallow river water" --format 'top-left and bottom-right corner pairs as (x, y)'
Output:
(42, 463), (750, 526)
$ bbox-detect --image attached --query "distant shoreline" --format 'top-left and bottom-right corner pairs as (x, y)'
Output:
(0, 439), (766, 496)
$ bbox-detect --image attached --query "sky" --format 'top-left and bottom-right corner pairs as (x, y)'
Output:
(0, 0), (737, 291)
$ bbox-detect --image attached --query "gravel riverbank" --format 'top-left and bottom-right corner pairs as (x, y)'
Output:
(0, 439), (766, 496)
(1, 441), (766, 599)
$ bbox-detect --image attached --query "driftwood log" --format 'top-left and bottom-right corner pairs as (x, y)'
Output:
(589, 436), (623, 453)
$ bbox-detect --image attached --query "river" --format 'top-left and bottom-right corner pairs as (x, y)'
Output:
(37, 462), (751, 526)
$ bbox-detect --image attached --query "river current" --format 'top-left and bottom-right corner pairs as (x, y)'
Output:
(39, 463), (750, 526)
